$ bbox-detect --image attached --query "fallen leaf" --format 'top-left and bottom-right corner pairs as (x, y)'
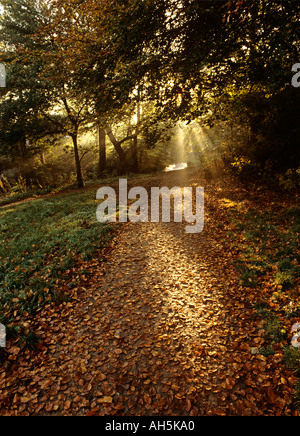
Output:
(98, 396), (113, 404)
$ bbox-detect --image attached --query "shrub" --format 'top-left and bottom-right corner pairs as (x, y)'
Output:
(278, 167), (300, 191)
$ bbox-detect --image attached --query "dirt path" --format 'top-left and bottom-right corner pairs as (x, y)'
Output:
(0, 171), (297, 415)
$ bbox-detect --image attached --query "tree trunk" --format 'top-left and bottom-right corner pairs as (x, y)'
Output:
(40, 153), (45, 165)
(105, 126), (128, 170)
(20, 134), (27, 158)
(132, 88), (141, 173)
(132, 136), (138, 173)
(72, 134), (84, 188)
(98, 126), (106, 177)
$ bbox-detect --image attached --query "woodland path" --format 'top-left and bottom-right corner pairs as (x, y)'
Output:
(0, 170), (296, 415)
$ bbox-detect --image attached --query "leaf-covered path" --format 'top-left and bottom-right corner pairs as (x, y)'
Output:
(0, 171), (298, 415)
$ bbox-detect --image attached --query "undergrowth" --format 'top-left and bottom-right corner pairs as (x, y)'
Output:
(0, 188), (117, 345)
(228, 200), (300, 408)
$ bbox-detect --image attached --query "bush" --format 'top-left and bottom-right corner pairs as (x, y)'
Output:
(278, 167), (300, 191)
(229, 157), (261, 179)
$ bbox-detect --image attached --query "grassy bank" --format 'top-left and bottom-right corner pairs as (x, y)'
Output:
(0, 187), (117, 347)
(227, 198), (300, 406)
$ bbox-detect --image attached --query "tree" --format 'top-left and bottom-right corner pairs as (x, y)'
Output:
(43, 0), (173, 172)
(0, 0), (51, 158)
(214, 0), (300, 170)
(154, 0), (300, 170)
(2, 0), (297, 182)
(0, 0), (94, 188)
(97, 126), (106, 177)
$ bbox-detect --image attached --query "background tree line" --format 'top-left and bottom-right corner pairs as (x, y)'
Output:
(0, 0), (299, 194)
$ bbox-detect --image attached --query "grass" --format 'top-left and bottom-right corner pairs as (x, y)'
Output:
(259, 344), (275, 357)
(264, 313), (288, 343)
(229, 204), (299, 299)
(0, 187), (117, 344)
(227, 199), (300, 407)
(19, 329), (40, 350)
(293, 381), (300, 408)
(0, 171), (159, 207)
(283, 346), (300, 375)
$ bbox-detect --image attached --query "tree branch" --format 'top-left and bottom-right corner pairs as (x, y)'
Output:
(40, 111), (69, 135)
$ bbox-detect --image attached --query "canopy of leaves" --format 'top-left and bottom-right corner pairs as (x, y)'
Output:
(0, 0), (299, 171)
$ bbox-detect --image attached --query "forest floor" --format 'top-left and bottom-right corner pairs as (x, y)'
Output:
(0, 168), (299, 416)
